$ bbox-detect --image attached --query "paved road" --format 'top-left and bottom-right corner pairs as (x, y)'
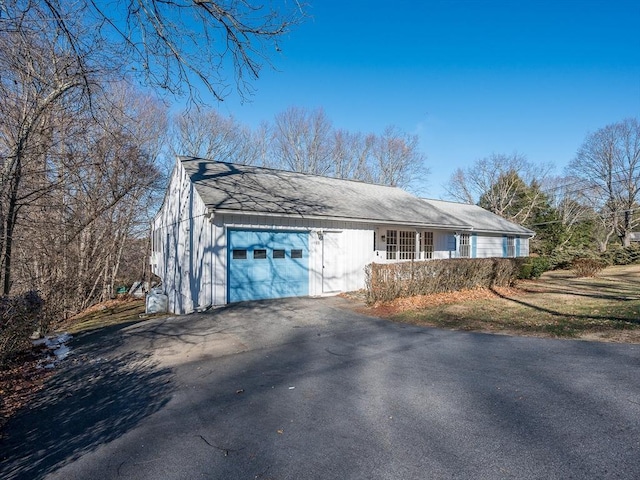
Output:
(2, 297), (640, 479)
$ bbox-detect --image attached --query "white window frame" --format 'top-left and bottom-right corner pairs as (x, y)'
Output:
(398, 230), (416, 260)
(507, 235), (516, 257)
(386, 229), (416, 260)
(386, 230), (397, 260)
(152, 228), (162, 253)
(420, 231), (434, 259)
(459, 233), (471, 258)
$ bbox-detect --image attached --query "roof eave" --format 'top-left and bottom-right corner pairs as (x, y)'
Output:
(211, 208), (473, 231)
(471, 227), (536, 237)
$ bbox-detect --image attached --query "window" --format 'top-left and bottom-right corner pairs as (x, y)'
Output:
(386, 230), (416, 260)
(253, 249), (267, 259)
(459, 234), (470, 258)
(273, 249), (285, 259)
(152, 228), (162, 253)
(421, 231), (434, 259)
(507, 236), (516, 257)
(291, 249), (303, 259)
(232, 249), (247, 260)
(398, 231), (416, 260)
(386, 230), (397, 260)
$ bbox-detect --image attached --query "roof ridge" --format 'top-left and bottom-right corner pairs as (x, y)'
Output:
(178, 155), (407, 191)
(421, 198), (476, 206)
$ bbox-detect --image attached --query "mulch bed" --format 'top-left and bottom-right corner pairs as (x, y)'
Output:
(361, 286), (524, 317)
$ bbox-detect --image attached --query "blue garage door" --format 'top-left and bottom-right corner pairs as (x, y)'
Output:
(228, 230), (309, 303)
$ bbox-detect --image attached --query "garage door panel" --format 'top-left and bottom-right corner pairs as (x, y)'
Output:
(228, 230), (309, 302)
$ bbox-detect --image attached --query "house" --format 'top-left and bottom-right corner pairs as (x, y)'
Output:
(421, 199), (534, 258)
(150, 157), (534, 314)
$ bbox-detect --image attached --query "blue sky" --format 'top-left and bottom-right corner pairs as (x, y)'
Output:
(214, 0), (640, 198)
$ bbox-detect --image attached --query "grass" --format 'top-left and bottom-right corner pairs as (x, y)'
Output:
(373, 264), (640, 342)
(60, 296), (155, 334)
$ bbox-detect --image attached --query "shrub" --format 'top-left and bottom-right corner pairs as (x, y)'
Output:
(547, 244), (640, 272)
(365, 258), (524, 304)
(549, 247), (600, 270)
(519, 256), (551, 279)
(0, 291), (44, 366)
(519, 263), (532, 279)
(602, 245), (626, 265)
(602, 244), (640, 266)
(530, 256), (551, 278)
(572, 258), (606, 277)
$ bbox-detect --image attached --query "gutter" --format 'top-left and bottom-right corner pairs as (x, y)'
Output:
(208, 208), (473, 231)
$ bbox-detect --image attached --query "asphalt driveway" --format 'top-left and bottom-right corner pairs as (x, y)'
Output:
(2, 296), (640, 479)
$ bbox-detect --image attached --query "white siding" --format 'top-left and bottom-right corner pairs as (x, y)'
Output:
(153, 185), (379, 313)
(369, 227), (531, 263)
(476, 233), (531, 258)
(151, 163), (221, 314)
(477, 234), (505, 258)
(433, 231), (456, 259)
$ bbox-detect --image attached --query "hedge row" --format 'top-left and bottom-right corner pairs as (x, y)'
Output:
(364, 258), (525, 304)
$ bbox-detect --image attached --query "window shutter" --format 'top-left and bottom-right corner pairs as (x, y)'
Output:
(471, 233), (477, 258)
(447, 235), (456, 253)
(502, 235), (507, 258)
(516, 237), (521, 257)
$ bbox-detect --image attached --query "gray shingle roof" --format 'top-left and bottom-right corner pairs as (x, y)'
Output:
(421, 199), (535, 236)
(179, 157), (470, 229)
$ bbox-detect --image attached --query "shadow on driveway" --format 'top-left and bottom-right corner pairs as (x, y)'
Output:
(0, 350), (173, 480)
(2, 297), (640, 479)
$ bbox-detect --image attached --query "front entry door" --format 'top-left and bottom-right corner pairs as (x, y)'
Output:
(322, 232), (344, 293)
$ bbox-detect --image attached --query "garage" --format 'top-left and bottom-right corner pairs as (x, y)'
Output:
(227, 230), (310, 303)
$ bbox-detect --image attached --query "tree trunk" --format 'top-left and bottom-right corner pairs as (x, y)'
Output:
(3, 158), (22, 295)
(622, 210), (632, 248)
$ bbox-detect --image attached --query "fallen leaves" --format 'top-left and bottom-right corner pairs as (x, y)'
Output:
(0, 348), (55, 434)
(363, 287), (523, 317)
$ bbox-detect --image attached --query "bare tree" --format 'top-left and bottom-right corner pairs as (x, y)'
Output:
(14, 86), (167, 314)
(330, 130), (375, 181)
(368, 126), (427, 189)
(269, 110), (427, 188)
(172, 109), (258, 164)
(168, 107), (429, 189)
(568, 118), (640, 248)
(1, 0), (299, 319)
(445, 152), (552, 225)
(0, 0), (304, 102)
(252, 121), (272, 167)
(543, 176), (590, 247)
(0, 13), (95, 295)
(271, 107), (334, 175)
